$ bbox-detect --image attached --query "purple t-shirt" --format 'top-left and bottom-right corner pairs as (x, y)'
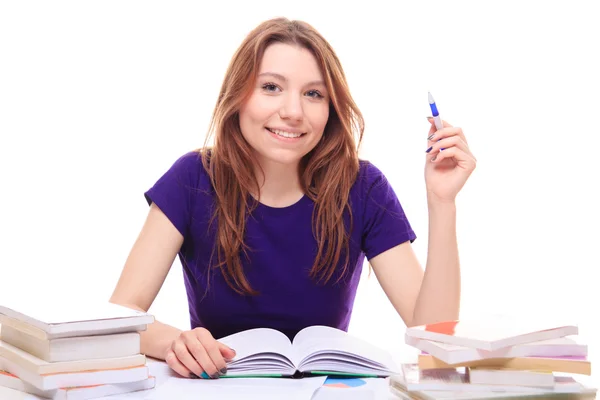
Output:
(144, 151), (416, 340)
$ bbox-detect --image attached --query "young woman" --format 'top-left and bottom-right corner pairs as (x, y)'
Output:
(110, 17), (476, 379)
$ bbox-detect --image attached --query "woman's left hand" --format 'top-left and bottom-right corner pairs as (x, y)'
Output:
(424, 118), (477, 203)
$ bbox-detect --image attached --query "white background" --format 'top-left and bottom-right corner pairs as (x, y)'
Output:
(1, 0), (598, 361)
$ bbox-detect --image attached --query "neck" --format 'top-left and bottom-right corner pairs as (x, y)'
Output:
(253, 158), (304, 208)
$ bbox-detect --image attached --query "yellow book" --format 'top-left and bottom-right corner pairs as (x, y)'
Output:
(418, 354), (591, 375)
(467, 367), (555, 387)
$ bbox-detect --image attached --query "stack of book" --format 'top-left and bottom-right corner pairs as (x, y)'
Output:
(390, 316), (597, 399)
(0, 301), (156, 399)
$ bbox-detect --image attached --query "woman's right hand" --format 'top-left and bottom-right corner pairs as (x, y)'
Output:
(164, 327), (236, 379)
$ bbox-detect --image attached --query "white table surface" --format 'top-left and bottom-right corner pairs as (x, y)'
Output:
(1, 341), (598, 399)
(95, 343), (600, 400)
(93, 352), (409, 400)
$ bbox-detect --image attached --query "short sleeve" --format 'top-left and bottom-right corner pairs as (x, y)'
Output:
(360, 162), (417, 260)
(144, 151), (203, 237)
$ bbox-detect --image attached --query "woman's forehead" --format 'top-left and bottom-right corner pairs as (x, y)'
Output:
(258, 43), (325, 85)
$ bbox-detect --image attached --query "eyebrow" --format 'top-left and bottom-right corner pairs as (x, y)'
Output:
(258, 72), (325, 87)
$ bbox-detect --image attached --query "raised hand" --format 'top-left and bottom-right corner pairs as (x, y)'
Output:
(424, 118), (477, 203)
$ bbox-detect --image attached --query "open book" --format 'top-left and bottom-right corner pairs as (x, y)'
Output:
(216, 325), (398, 378)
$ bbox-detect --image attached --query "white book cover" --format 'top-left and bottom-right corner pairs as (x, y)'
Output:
(405, 335), (588, 364)
(1, 324), (141, 363)
(405, 315), (578, 351)
(0, 314), (148, 340)
(0, 301), (154, 336)
(468, 367), (555, 388)
(390, 384), (598, 400)
(0, 370), (155, 400)
(0, 356), (149, 391)
(398, 363), (587, 394)
(0, 339), (145, 375)
(145, 375), (328, 400)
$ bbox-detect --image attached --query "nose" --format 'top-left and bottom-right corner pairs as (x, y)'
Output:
(279, 93), (304, 122)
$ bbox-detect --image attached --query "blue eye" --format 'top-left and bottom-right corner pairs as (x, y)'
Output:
(306, 90), (324, 99)
(262, 83), (280, 92)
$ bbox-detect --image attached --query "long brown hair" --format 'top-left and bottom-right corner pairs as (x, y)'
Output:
(200, 17), (364, 295)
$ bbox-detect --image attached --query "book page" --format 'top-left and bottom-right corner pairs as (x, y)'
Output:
(291, 326), (396, 371)
(217, 328), (294, 364)
(146, 375), (327, 400)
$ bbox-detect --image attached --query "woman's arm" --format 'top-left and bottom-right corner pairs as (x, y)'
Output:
(370, 119), (475, 327)
(109, 202), (184, 360)
(369, 198), (459, 328)
(413, 196), (460, 325)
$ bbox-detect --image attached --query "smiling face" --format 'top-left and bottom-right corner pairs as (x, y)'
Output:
(238, 42), (330, 168)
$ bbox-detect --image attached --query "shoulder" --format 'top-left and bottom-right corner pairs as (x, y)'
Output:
(352, 160), (417, 255)
(144, 149), (213, 203)
(143, 150), (211, 236)
(349, 159), (404, 212)
(169, 150), (206, 174)
(161, 150), (211, 186)
(352, 159), (392, 195)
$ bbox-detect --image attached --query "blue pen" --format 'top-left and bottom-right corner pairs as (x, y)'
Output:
(428, 92), (445, 151)
(428, 92), (443, 131)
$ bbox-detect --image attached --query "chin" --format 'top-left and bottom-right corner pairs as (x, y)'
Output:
(259, 149), (309, 166)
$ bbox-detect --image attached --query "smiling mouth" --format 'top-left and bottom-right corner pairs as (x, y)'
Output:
(266, 127), (306, 139)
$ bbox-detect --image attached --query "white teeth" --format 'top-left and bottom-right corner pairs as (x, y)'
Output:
(269, 128), (304, 138)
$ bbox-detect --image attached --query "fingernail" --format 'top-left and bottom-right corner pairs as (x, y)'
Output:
(431, 155), (437, 162)
(426, 116), (433, 120)
(427, 134), (435, 140)
(190, 373), (199, 379)
(201, 372), (210, 379)
(220, 367), (228, 374)
(425, 146), (432, 153)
